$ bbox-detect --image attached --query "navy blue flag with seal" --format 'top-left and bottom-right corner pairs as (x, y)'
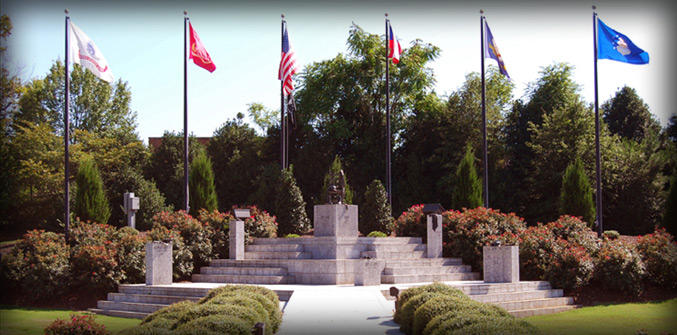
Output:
(484, 21), (510, 79)
(597, 18), (649, 64)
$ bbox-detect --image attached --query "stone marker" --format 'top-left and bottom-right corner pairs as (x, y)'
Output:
(314, 204), (358, 238)
(146, 241), (172, 285)
(229, 220), (245, 260)
(354, 258), (384, 286)
(483, 245), (519, 283)
(426, 214), (443, 258)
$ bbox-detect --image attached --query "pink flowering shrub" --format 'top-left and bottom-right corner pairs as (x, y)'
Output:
(147, 224), (194, 279)
(69, 219), (124, 293)
(545, 239), (594, 290)
(115, 226), (150, 284)
(635, 228), (677, 289)
(152, 210), (213, 268)
(242, 205), (278, 239)
(0, 229), (70, 301)
(594, 239), (645, 295)
(198, 208), (232, 259)
(44, 314), (110, 335)
(393, 204), (426, 239)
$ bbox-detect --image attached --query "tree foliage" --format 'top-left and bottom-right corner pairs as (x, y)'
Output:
(319, 155), (354, 204)
(189, 150), (218, 216)
(359, 179), (393, 235)
(560, 157), (595, 226)
(664, 173), (677, 236)
(602, 86), (660, 142)
(75, 156), (111, 224)
(452, 143), (483, 210)
(275, 167), (310, 236)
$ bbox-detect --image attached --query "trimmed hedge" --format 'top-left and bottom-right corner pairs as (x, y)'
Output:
(122, 285), (280, 335)
(394, 283), (536, 335)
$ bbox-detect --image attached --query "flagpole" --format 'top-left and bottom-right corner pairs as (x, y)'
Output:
(480, 10), (489, 209)
(183, 12), (189, 212)
(280, 15), (286, 170)
(385, 13), (392, 208)
(592, 6), (603, 237)
(64, 9), (71, 241)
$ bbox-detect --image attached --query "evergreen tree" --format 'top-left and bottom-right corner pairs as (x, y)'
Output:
(559, 157), (595, 226)
(189, 150), (218, 216)
(663, 173), (677, 236)
(602, 86), (660, 142)
(275, 166), (311, 236)
(452, 143), (483, 210)
(319, 155), (354, 204)
(75, 156), (111, 224)
(359, 179), (393, 235)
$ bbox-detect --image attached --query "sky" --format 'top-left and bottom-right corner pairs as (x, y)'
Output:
(2, 0), (675, 144)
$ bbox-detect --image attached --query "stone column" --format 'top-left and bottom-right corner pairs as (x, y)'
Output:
(354, 259), (385, 286)
(229, 220), (245, 260)
(483, 245), (519, 283)
(426, 214), (443, 258)
(145, 241), (172, 285)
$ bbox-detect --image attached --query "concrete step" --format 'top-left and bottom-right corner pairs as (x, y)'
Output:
(209, 259), (288, 267)
(245, 251), (312, 260)
(383, 265), (472, 276)
(367, 243), (425, 252)
(192, 273), (292, 284)
(107, 292), (201, 305)
(456, 281), (553, 295)
(245, 244), (304, 252)
(384, 258), (464, 267)
(495, 297), (574, 311)
(199, 266), (288, 276)
(360, 250), (425, 259)
(119, 285), (211, 297)
(468, 289), (564, 303)
(509, 304), (579, 318)
(381, 272), (480, 284)
(88, 308), (147, 319)
(97, 300), (166, 314)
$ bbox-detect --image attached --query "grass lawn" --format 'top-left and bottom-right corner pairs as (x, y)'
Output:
(525, 298), (677, 335)
(0, 305), (141, 335)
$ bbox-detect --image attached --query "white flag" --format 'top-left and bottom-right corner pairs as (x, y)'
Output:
(69, 21), (114, 83)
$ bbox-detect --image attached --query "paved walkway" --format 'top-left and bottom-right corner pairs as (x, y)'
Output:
(264, 284), (404, 335)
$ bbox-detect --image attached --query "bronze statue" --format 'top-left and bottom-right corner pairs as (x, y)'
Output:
(327, 169), (346, 204)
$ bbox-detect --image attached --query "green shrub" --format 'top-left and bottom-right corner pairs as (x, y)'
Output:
(398, 292), (439, 334)
(197, 209), (232, 259)
(359, 179), (393, 235)
(243, 205), (278, 239)
(44, 313), (111, 335)
(69, 220), (123, 293)
(546, 215), (599, 253)
(367, 231), (387, 237)
(284, 233), (300, 238)
(198, 285), (279, 307)
(431, 314), (497, 335)
(452, 142), (483, 210)
(437, 317), (539, 335)
(204, 295), (271, 335)
(603, 230), (620, 240)
(413, 295), (507, 335)
(173, 315), (252, 335)
(115, 226), (150, 284)
(75, 157), (111, 225)
(423, 306), (509, 335)
(275, 167), (311, 236)
(545, 239), (594, 290)
(142, 300), (196, 325)
(395, 282), (466, 319)
(594, 239), (645, 295)
(0, 230), (69, 301)
(636, 228), (677, 289)
(319, 155), (354, 205)
(189, 150), (218, 217)
(559, 157), (596, 226)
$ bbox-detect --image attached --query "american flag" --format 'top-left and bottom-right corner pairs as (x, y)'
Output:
(279, 22), (299, 96)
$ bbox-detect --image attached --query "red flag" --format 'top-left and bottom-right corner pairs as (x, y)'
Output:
(189, 23), (216, 73)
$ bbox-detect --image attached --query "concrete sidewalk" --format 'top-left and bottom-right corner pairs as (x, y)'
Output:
(266, 284), (404, 335)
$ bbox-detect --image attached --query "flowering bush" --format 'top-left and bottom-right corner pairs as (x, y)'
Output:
(444, 207), (527, 272)
(115, 226), (150, 284)
(147, 225), (194, 280)
(545, 239), (594, 290)
(44, 313), (110, 335)
(594, 239), (645, 295)
(545, 215), (598, 254)
(198, 208), (232, 259)
(152, 210), (213, 268)
(519, 224), (559, 281)
(243, 205), (278, 239)
(394, 204), (426, 239)
(635, 228), (677, 289)
(69, 220), (123, 293)
(0, 230), (70, 301)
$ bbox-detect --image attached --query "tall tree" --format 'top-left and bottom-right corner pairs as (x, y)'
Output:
(602, 86), (660, 142)
(560, 157), (595, 226)
(452, 143), (483, 210)
(75, 156), (111, 224)
(189, 150), (218, 216)
(207, 114), (262, 211)
(17, 61), (138, 142)
(664, 173), (677, 236)
(359, 179), (393, 235)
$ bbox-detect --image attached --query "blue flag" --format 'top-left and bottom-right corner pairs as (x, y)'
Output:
(597, 18), (649, 64)
(484, 22), (510, 78)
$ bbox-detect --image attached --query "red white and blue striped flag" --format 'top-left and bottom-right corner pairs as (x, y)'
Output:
(388, 24), (402, 64)
(279, 23), (299, 96)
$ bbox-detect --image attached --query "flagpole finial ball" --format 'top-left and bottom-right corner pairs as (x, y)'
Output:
(65, 9), (69, 14)
(592, 5), (596, 10)
(385, 13), (389, 17)
(480, 9), (484, 14)
(184, 11), (187, 15)
(281, 14), (285, 19)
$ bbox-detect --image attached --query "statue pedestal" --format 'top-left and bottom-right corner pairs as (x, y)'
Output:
(313, 204), (358, 238)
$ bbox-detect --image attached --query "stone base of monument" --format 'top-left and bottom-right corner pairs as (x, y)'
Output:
(145, 241), (172, 286)
(483, 245), (519, 283)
